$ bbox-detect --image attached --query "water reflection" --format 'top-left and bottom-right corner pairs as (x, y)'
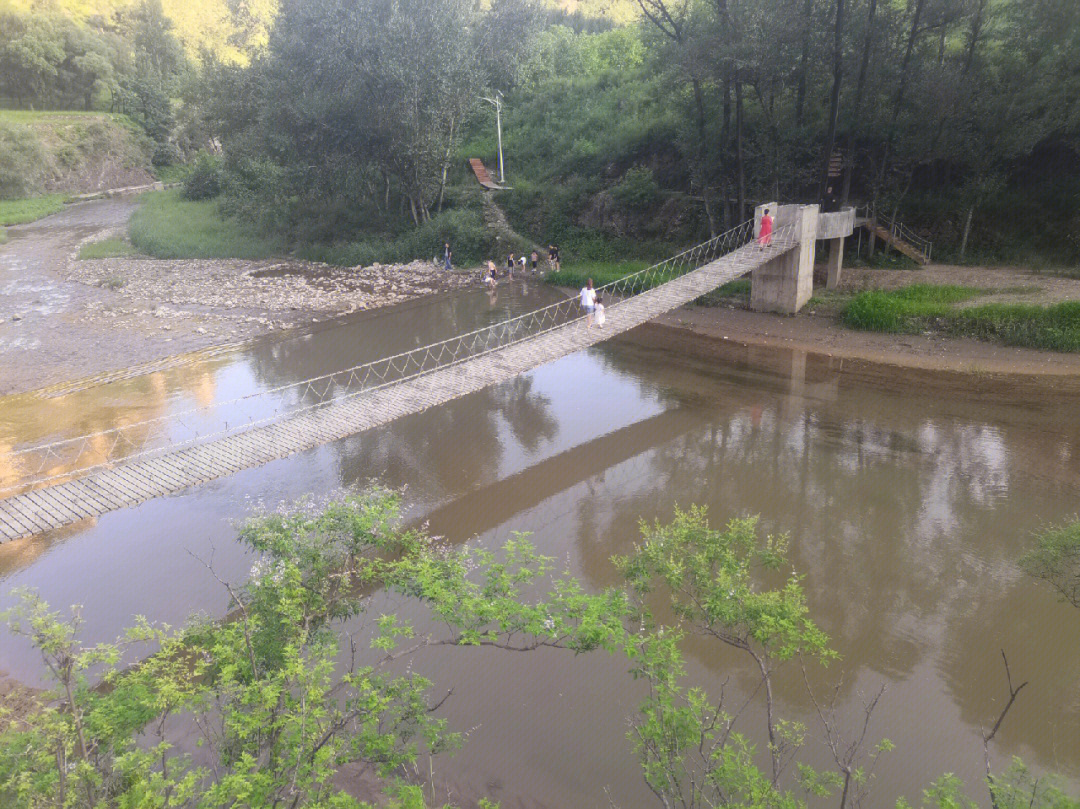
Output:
(1, 303), (1078, 805)
(0, 281), (564, 491)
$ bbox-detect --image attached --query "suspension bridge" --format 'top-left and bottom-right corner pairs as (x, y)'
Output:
(0, 206), (848, 542)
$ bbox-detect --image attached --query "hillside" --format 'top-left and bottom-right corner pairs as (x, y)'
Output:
(0, 111), (155, 199)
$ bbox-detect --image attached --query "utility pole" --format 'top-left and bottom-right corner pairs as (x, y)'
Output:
(480, 92), (504, 184)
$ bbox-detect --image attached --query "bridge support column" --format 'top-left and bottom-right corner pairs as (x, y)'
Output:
(750, 203), (819, 315)
(826, 237), (844, 290)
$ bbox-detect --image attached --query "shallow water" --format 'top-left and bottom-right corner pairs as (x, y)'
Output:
(1, 281), (1078, 806)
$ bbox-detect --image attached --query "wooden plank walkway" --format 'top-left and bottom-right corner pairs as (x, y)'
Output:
(0, 240), (792, 542)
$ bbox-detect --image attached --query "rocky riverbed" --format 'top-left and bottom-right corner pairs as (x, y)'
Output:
(67, 254), (474, 329)
(1, 198), (478, 395)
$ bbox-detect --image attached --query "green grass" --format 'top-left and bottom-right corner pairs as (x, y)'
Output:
(0, 193), (69, 225)
(545, 259), (652, 289)
(0, 227), (7, 244)
(847, 251), (921, 271)
(152, 163), (194, 185)
(0, 110), (113, 124)
(842, 284), (987, 331)
(842, 283), (1080, 351)
(547, 261), (757, 302)
(129, 189), (284, 260)
(78, 237), (137, 260)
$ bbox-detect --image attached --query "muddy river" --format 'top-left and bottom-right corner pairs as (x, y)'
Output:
(1, 281), (1078, 806)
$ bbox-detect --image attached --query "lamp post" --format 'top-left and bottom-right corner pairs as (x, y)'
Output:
(480, 92), (504, 184)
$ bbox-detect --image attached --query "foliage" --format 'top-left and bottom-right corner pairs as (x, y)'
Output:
(152, 140), (183, 166)
(612, 165), (661, 211)
(615, 507), (837, 803)
(2, 494), (1078, 808)
(0, 193), (68, 224)
(0, 112), (155, 199)
(0, 490), (627, 808)
(299, 206), (495, 268)
(129, 188), (284, 259)
(0, 121), (46, 199)
(182, 150), (223, 200)
(1020, 520), (1080, 607)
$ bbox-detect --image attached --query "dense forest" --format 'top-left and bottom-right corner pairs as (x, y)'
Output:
(2, 0), (1078, 264)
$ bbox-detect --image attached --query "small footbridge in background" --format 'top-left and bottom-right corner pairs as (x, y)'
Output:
(0, 204), (853, 542)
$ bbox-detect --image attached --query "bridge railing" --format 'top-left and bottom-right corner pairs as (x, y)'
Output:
(1, 217), (795, 496)
(861, 203), (933, 261)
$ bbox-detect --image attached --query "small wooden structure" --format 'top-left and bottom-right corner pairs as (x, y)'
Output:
(469, 158), (510, 190)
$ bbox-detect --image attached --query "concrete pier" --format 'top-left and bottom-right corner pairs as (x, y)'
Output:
(750, 203), (819, 314)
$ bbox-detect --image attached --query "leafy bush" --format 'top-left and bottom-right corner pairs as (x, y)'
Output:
(0, 122), (46, 200)
(182, 151), (223, 200)
(152, 141), (184, 167)
(1020, 519), (1080, 607)
(301, 207), (494, 267)
(612, 166), (660, 211)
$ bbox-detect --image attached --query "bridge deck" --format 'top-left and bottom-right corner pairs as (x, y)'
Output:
(0, 239), (791, 542)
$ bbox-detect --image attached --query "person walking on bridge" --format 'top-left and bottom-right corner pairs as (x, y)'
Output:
(580, 279), (596, 328)
(758, 209), (773, 250)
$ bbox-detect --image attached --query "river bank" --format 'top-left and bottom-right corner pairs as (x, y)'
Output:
(5, 195), (1079, 398)
(651, 303), (1080, 378)
(0, 198), (478, 396)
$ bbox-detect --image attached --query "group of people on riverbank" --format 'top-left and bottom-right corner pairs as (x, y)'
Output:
(479, 244), (561, 288)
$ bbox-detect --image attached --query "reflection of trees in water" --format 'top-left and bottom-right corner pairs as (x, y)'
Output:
(552, 347), (1080, 770)
(330, 372), (558, 501)
(241, 283), (563, 397)
(937, 567), (1080, 777)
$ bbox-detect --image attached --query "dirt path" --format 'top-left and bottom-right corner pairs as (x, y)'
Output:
(0, 198), (475, 396)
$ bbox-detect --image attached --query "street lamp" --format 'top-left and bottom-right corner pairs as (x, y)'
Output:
(479, 91), (504, 185)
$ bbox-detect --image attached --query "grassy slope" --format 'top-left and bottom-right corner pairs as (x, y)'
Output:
(130, 189), (284, 260)
(842, 284), (1080, 351)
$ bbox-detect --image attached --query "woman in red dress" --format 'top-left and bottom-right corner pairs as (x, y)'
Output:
(758, 208), (773, 249)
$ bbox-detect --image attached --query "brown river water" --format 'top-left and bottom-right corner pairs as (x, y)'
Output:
(1, 281), (1078, 806)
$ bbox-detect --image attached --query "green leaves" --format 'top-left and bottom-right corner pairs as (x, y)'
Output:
(1020, 520), (1080, 607)
(616, 506), (835, 665)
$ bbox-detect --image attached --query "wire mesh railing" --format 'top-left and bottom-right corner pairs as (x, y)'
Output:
(861, 203), (932, 261)
(1, 217), (795, 496)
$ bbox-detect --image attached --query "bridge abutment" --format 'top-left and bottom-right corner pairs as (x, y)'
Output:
(750, 203), (819, 314)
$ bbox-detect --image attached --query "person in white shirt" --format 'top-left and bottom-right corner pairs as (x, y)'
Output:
(594, 296), (605, 328)
(580, 279), (596, 327)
